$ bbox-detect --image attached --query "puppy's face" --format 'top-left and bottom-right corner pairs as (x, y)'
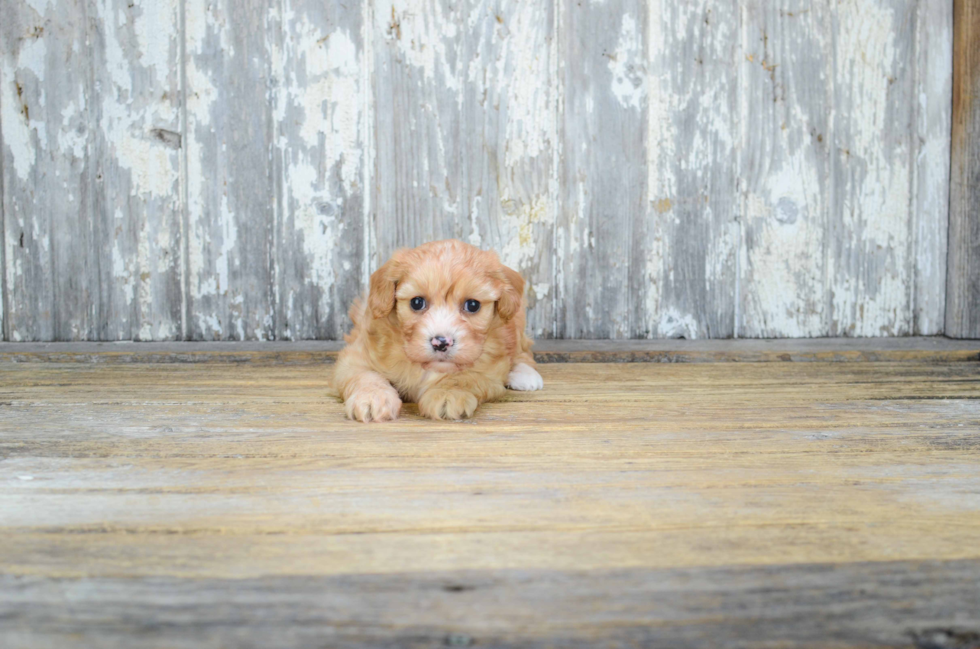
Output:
(368, 242), (524, 373)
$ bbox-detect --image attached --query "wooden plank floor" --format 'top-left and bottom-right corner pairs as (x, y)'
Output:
(1, 356), (979, 647)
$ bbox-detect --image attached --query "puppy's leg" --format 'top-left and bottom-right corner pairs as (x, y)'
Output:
(341, 371), (402, 422)
(333, 347), (401, 422)
(506, 362), (544, 391)
(418, 371), (507, 421)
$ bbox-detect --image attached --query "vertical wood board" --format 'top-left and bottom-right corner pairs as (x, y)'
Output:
(1, 0), (182, 341)
(275, 0), (367, 340)
(827, 0), (917, 337)
(635, 0), (739, 339)
(557, 0), (646, 338)
(184, 0), (277, 340)
(947, 0), (980, 338)
(912, 0), (952, 335)
(0, 0), (959, 340)
(738, 0), (832, 338)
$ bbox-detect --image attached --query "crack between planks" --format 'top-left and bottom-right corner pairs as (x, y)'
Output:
(907, 0), (922, 336)
(550, 0), (563, 340)
(178, 0), (190, 341)
(362, 0), (376, 320)
(272, 0), (285, 341)
(733, 1), (745, 340)
(0, 51), (7, 342)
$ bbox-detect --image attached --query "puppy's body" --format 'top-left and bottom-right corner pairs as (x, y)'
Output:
(334, 240), (542, 422)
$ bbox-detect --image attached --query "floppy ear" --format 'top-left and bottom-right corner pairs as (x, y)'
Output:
(368, 251), (407, 319)
(495, 264), (526, 322)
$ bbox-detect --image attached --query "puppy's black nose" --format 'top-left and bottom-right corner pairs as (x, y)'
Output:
(431, 336), (452, 352)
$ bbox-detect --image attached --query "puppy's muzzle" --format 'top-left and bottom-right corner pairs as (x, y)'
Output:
(430, 335), (454, 353)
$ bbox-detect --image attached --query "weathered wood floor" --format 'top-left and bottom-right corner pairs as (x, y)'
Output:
(1, 346), (979, 647)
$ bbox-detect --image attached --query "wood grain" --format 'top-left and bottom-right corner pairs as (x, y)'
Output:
(557, 0), (644, 338)
(275, 0), (366, 340)
(372, 0), (467, 259)
(183, 0), (278, 341)
(1, 0), (183, 341)
(3, 561), (979, 648)
(739, 0), (831, 338)
(829, 0), (918, 337)
(636, 0), (739, 339)
(0, 359), (978, 645)
(0, 1), (958, 341)
(1, 337), (978, 364)
(457, 0), (557, 339)
(913, 0), (953, 335)
(948, 0), (980, 338)
(372, 0), (556, 338)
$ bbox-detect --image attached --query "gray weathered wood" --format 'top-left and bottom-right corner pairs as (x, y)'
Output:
(741, 0), (952, 339)
(557, 0), (643, 338)
(372, 0), (556, 338)
(275, 0), (366, 340)
(94, 0), (184, 342)
(1, 358), (978, 645)
(635, 0), (739, 339)
(2, 561), (979, 649)
(913, 0), (953, 335)
(739, 0), (832, 338)
(183, 0), (278, 340)
(456, 0), (556, 338)
(948, 0), (980, 338)
(1, 0), (182, 341)
(1, 1), (106, 341)
(828, 0), (918, 337)
(372, 0), (467, 257)
(1, 336), (977, 364)
(0, 0), (959, 341)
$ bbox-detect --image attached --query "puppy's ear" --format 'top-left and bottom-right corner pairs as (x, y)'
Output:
(368, 251), (408, 319)
(495, 264), (526, 322)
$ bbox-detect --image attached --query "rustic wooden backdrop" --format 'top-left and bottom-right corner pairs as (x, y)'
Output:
(0, 0), (956, 341)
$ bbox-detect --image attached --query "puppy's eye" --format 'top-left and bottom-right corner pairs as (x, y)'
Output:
(463, 299), (481, 314)
(410, 296), (426, 311)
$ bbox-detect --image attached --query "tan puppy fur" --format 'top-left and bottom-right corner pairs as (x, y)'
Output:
(334, 240), (543, 422)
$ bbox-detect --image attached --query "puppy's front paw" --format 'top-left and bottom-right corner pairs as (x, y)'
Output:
(345, 385), (402, 422)
(418, 388), (479, 420)
(507, 363), (544, 391)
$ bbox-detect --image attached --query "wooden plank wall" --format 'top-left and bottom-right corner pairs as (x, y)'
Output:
(948, 0), (980, 338)
(0, 0), (955, 341)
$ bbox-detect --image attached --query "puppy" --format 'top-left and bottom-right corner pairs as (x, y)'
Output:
(333, 240), (544, 422)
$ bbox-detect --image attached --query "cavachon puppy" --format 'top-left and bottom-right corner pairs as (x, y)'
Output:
(333, 240), (544, 422)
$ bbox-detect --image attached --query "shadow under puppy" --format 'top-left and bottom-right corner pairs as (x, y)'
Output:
(334, 240), (544, 422)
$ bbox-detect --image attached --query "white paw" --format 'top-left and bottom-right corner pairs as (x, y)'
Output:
(507, 363), (544, 391)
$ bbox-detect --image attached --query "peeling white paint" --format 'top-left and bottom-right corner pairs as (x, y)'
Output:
(743, 142), (826, 337)
(59, 99), (87, 159)
(498, 194), (552, 275)
(643, 0), (670, 329)
(380, 0), (459, 92)
(287, 18), (360, 186)
(609, 13), (645, 110)
(98, 0), (180, 199)
(909, 0), (951, 335)
(215, 195), (237, 297)
(0, 0), (954, 341)
(133, 0), (176, 77)
(659, 308), (698, 339)
(276, 3), (366, 338)
(832, 0), (911, 336)
(2, 35), (48, 181)
(24, 0), (52, 13)
(498, 4), (554, 168)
